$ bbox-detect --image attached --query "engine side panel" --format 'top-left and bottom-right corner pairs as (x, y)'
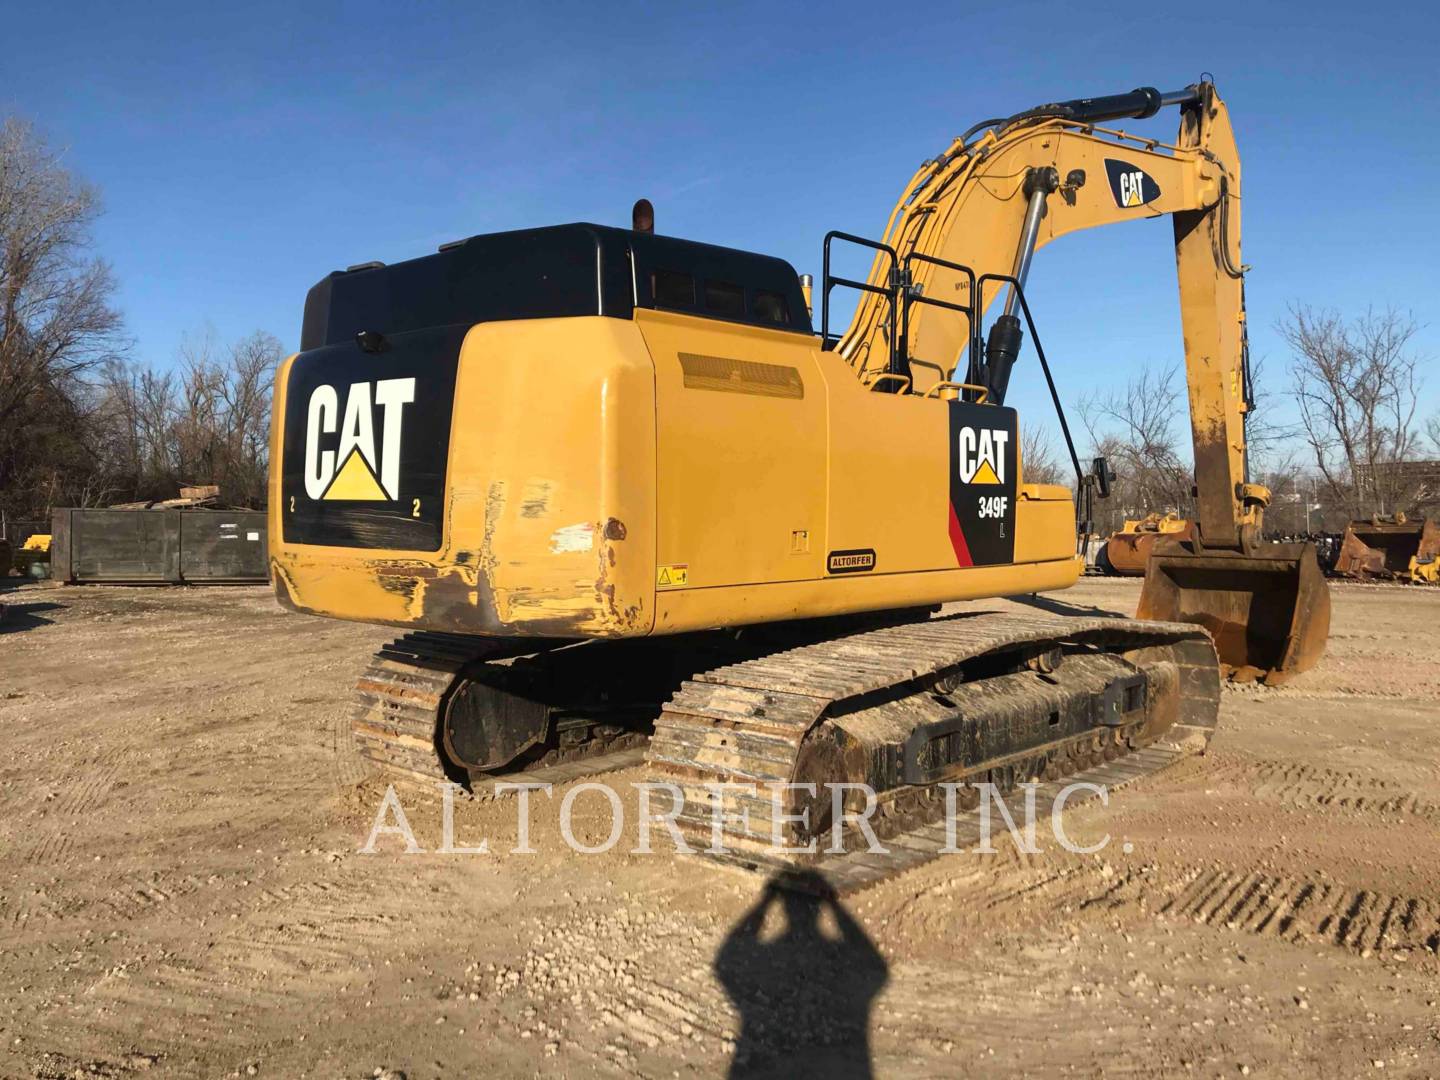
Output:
(637, 308), (1079, 634)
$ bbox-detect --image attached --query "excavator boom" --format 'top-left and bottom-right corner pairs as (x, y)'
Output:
(836, 79), (1329, 683)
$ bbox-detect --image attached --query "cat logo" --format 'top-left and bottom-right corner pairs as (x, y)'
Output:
(1104, 158), (1161, 209)
(957, 425), (1008, 486)
(304, 378), (415, 501)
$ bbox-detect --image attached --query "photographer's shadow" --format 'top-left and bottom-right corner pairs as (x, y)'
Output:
(714, 869), (888, 1079)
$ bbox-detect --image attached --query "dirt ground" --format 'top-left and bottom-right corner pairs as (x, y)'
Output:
(0, 575), (1437, 1079)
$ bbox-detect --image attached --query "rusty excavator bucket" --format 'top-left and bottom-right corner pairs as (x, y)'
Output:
(1136, 540), (1331, 685)
(1334, 516), (1440, 583)
(1099, 514), (1194, 576)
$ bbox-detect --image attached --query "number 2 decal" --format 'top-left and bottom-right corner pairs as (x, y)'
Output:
(412, 498), (421, 518)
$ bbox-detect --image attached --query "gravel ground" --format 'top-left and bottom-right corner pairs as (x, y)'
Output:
(0, 576), (1436, 1078)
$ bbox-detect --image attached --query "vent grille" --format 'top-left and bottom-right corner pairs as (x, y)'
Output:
(678, 353), (804, 399)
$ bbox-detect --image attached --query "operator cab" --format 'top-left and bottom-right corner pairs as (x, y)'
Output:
(299, 223), (812, 351)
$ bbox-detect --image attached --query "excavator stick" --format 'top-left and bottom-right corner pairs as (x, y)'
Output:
(1136, 540), (1330, 685)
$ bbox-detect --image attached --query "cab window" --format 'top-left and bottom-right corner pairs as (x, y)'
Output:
(703, 279), (746, 318)
(652, 269), (696, 309)
(752, 289), (789, 324)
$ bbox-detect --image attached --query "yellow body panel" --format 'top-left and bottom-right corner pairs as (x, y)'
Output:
(270, 310), (1080, 639)
(271, 317), (659, 637)
(640, 309), (828, 587)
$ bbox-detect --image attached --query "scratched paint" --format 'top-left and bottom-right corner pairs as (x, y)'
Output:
(519, 478), (554, 519)
(549, 522), (596, 554)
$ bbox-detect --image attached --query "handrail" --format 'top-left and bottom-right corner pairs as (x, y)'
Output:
(821, 231), (901, 385)
(923, 380), (988, 402)
(899, 252), (977, 385)
(863, 372), (913, 394)
(819, 239), (1084, 500)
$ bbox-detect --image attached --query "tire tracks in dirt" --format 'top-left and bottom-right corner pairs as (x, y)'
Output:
(881, 751), (1440, 959)
(3, 748), (136, 929)
(1157, 866), (1439, 953)
(330, 702), (369, 791)
(17, 749), (131, 865)
(1184, 752), (1440, 823)
(889, 849), (1440, 956)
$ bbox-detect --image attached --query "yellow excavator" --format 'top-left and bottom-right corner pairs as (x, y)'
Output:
(269, 78), (1329, 856)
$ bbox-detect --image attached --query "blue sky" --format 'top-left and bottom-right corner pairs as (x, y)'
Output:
(7, 0), (1438, 449)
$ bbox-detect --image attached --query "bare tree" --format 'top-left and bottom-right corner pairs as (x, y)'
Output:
(0, 117), (126, 516)
(1020, 424), (1066, 486)
(94, 359), (178, 499)
(94, 329), (280, 506)
(0, 114), (288, 518)
(218, 331), (281, 504)
(1078, 364), (1193, 527)
(173, 330), (224, 485)
(1282, 305), (1423, 517)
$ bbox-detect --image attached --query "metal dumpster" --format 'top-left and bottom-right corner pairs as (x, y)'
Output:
(49, 509), (268, 584)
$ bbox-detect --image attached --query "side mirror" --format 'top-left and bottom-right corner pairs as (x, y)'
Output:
(1091, 457), (1111, 499)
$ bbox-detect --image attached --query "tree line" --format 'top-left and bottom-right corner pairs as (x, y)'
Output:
(1060, 304), (1436, 538)
(1, 118), (280, 523)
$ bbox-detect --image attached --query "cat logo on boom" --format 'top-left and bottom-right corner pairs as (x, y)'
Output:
(304, 378), (416, 501)
(1104, 158), (1161, 209)
(956, 425), (1009, 486)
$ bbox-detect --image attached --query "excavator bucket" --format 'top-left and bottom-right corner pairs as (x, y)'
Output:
(1099, 515), (1194, 576)
(1136, 540), (1330, 685)
(1334, 517), (1439, 583)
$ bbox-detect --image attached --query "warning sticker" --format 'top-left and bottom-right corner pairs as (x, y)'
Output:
(656, 564), (689, 589)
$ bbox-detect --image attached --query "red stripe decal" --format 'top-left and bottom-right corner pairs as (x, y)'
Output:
(948, 502), (973, 567)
